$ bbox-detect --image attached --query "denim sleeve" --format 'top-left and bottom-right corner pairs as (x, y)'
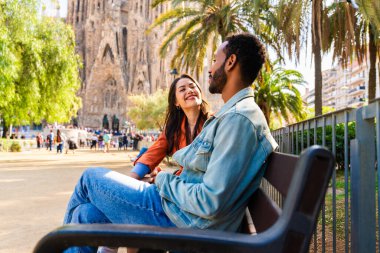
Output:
(156, 113), (262, 218)
(131, 162), (151, 179)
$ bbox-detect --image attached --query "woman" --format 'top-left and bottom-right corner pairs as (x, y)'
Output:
(64, 74), (210, 253)
(56, 129), (64, 154)
(130, 74), (210, 181)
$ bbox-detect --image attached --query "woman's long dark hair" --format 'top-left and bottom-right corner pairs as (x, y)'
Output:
(165, 74), (210, 155)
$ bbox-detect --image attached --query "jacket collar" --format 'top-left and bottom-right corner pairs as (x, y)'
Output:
(214, 87), (254, 118)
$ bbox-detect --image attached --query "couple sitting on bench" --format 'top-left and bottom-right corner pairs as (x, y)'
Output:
(35, 34), (333, 252)
(63, 33), (278, 253)
(63, 32), (277, 252)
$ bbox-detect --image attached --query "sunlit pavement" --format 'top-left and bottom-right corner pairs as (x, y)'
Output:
(0, 148), (140, 253)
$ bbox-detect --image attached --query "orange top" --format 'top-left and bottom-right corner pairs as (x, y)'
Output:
(134, 117), (205, 175)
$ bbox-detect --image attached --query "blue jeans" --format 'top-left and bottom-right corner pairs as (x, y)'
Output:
(57, 143), (63, 153)
(63, 167), (176, 253)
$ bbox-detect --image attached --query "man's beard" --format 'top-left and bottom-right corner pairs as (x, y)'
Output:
(209, 61), (227, 94)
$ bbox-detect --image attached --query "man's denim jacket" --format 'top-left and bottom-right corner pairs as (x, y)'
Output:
(155, 87), (278, 232)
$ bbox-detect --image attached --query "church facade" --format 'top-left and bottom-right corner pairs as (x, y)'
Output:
(67, 0), (174, 130)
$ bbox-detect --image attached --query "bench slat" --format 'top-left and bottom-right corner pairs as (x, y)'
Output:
(246, 188), (282, 233)
(263, 152), (298, 198)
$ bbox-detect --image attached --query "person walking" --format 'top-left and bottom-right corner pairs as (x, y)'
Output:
(103, 131), (111, 153)
(90, 134), (98, 150)
(122, 134), (128, 150)
(47, 130), (54, 151)
(55, 129), (64, 154)
(36, 133), (43, 149)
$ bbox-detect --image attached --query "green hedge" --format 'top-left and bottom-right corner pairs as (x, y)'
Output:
(292, 122), (356, 170)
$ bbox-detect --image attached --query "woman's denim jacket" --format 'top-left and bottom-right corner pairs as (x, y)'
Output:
(155, 87), (278, 232)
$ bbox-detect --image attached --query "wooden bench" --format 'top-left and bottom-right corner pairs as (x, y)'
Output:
(33, 145), (334, 253)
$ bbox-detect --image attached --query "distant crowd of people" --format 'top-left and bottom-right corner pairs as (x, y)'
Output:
(33, 128), (158, 154)
(35, 129), (78, 154)
(88, 131), (157, 152)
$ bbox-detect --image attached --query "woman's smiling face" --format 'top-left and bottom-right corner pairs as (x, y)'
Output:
(175, 78), (202, 110)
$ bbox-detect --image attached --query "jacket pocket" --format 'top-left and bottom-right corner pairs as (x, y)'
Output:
(190, 141), (212, 172)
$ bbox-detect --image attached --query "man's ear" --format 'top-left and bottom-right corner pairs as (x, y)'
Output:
(225, 54), (237, 72)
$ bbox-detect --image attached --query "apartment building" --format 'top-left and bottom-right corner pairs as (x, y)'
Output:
(303, 60), (377, 110)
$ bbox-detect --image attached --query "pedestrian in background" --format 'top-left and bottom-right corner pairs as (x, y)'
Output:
(55, 130), (64, 154)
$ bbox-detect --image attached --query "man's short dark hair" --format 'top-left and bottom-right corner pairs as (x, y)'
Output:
(224, 33), (266, 86)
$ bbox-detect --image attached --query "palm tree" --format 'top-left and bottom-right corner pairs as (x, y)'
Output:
(147, 0), (276, 76)
(312, 0), (323, 116)
(274, 0), (374, 116)
(254, 60), (306, 127)
(268, 0), (325, 116)
(324, 0), (379, 101)
(356, 0), (380, 101)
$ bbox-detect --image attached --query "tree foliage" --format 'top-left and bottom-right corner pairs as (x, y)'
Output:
(147, 0), (278, 77)
(0, 0), (81, 128)
(127, 89), (168, 130)
(254, 60), (306, 128)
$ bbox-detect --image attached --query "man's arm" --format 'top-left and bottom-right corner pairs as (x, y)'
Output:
(155, 113), (262, 218)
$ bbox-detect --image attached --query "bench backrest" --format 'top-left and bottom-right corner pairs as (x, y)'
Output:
(241, 146), (334, 253)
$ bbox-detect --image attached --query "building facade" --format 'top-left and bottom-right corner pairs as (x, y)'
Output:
(67, 0), (174, 129)
(322, 61), (367, 110)
(303, 60), (379, 110)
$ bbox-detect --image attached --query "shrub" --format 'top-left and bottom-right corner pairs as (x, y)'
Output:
(293, 122), (356, 170)
(10, 142), (21, 152)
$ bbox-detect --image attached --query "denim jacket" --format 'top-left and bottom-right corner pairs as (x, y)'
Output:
(155, 87), (278, 232)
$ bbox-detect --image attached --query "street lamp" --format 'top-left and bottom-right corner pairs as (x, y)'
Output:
(170, 68), (178, 80)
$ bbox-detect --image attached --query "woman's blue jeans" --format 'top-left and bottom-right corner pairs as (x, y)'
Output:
(63, 167), (176, 253)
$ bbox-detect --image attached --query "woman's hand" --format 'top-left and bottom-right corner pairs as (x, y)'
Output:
(141, 167), (162, 184)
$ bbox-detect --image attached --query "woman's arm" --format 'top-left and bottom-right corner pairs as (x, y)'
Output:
(131, 132), (169, 179)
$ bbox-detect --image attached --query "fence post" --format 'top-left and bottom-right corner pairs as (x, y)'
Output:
(350, 106), (376, 253)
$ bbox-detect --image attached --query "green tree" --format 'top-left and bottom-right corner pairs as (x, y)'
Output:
(305, 106), (335, 120)
(148, 0), (259, 76)
(254, 60), (306, 127)
(127, 89), (168, 130)
(274, 0), (372, 116)
(323, 1), (380, 101)
(356, 0), (380, 101)
(0, 0), (81, 136)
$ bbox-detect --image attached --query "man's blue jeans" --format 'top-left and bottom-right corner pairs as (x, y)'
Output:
(63, 167), (176, 253)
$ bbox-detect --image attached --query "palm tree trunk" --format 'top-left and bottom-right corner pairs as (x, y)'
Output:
(259, 102), (271, 126)
(312, 0), (323, 116)
(368, 24), (377, 101)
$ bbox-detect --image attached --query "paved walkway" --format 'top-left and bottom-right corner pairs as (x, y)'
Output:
(0, 148), (143, 253)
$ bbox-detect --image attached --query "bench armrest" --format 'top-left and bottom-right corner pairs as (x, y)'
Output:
(33, 224), (278, 253)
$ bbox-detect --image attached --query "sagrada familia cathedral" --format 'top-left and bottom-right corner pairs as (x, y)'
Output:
(66, 0), (176, 130)
(66, 0), (221, 130)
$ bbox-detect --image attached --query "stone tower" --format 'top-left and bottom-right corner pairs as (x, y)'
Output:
(67, 0), (173, 129)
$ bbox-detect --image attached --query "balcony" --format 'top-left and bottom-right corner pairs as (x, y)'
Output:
(348, 97), (365, 105)
(324, 85), (336, 93)
(349, 86), (366, 95)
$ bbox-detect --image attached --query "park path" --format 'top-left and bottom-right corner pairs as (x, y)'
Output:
(0, 148), (140, 253)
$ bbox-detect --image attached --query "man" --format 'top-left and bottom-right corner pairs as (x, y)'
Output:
(63, 33), (277, 253)
(47, 130), (54, 151)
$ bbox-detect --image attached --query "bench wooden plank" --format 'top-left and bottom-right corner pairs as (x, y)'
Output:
(263, 152), (298, 198)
